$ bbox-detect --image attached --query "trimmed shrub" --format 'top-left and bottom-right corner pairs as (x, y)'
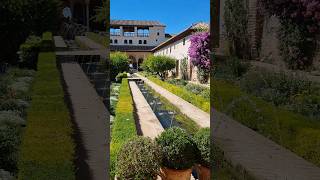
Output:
(143, 75), (210, 113)
(116, 137), (161, 179)
(156, 127), (197, 170)
(110, 52), (129, 81)
(110, 78), (137, 178)
(194, 128), (210, 168)
(41, 32), (54, 51)
(18, 52), (75, 179)
(115, 72), (127, 83)
(0, 111), (25, 127)
(19, 36), (42, 70)
(213, 79), (320, 166)
(0, 125), (21, 173)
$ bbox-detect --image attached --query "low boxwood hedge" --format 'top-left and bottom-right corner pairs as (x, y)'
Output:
(212, 79), (320, 167)
(110, 78), (137, 178)
(18, 52), (75, 179)
(41, 32), (54, 52)
(142, 74), (210, 113)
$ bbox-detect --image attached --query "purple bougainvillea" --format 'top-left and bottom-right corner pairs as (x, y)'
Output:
(188, 32), (211, 72)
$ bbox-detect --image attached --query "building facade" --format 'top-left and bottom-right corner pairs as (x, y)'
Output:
(153, 23), (209, 82)
(110, 20), (167, 69)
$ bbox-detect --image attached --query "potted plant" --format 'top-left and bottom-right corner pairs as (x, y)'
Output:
(156, 127), (197, 180)
(116, 136), (162, 180)
(194, 128), (210, 180)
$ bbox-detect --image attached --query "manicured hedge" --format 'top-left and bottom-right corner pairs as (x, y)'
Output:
(41, 32), (54, 52)
(212, 79), (320, 167)
(18, 52), (75, 179)
(110, 78), (137, 178)
(142, 75), (210, 113)
(87, 32), (108, 48)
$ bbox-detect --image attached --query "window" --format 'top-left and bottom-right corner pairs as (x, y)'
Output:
(170, 47), (171, 53)
(139, 40), (142, 44)
(124, 40), (128, 44)
(129, 40), (132, 44)
(110, 39), (113, 44)
(157, 32), (160, 36)
(183, 38), (186, 45)
(114, 39), (118, 44)
(156, 39), (158, 42)
(143, 40), (147, 44)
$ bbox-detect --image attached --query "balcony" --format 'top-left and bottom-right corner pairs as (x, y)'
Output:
(137, 33), (149, 37)
(110, 32), (121, 36)
(123, 32), (136, 37)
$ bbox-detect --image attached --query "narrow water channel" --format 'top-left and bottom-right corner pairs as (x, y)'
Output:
(136, 80), (180, 129)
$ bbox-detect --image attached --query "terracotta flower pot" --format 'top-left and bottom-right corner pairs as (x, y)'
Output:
(196, 164), (210, 180)
(160, 167), (192, 180)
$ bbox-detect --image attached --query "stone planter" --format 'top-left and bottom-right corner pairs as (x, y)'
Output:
(196, 164), (210, 180)
(160, 167), (192, 180)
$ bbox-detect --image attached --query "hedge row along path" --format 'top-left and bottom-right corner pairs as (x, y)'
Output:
(136, 74), (320, 179)
(61, 62), (108, 179)
(136, 73), (210, 128)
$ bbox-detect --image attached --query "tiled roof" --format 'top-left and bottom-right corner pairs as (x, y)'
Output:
(152, 22), (209, 52)
(110, 45), (156, 52)
(110, 20), (165, 27)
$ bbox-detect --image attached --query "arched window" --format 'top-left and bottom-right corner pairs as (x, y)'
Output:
(129, 40), (132, 44)
(124, 40), (128, 44)
(139, 40), (142, 44)
(110, 39), (113, 44)
(114, 39), (118, 44)
(143, 40), (147, 44)
(183, 38), (186, 45)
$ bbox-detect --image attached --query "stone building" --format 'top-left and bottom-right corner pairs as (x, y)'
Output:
(153, 23), (209, 82)
(110, 20), (168, 69)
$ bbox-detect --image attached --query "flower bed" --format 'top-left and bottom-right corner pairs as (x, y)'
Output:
(213, 79), (320, 167)
(18, 51), (75, 179)
(110, 78), (137, 178)
(140, 73), (210, 113)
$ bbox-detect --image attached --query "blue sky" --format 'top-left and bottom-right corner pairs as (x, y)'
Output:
(110, 0), (210, 34)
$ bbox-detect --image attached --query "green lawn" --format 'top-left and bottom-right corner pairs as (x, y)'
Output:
(18, 52), (75, 179)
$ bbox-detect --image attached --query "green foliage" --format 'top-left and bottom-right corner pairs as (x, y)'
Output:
(41, 32), (54, 52)
(180, 57), (189, 80)
(143, 55), (176, 80)
(156, 127), (197, 170)
(115, 72), (127, 83)
(18, 52), (75, 179)
(110, 79), (137, 178)
(0, 0), (61, 63)
(110, 52), (129, 81)
(116, 137), (161, 179)
(240, 68), (320, 119)
(0, 125), (21, 173)
(194, 128), (210, 167)
(142, 75), (209, 113)
(212, 79), (320, 167)
(224, 0), (249, 58)
(19, 36), (42, 70)
(278, 20), (316, 70)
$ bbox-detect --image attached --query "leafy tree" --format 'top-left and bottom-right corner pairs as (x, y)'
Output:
(110, 52), (129, 81)
(0, 0), (61, 64)
(143, 55), (176, 80)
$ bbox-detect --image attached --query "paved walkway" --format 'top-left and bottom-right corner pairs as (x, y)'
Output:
(137, 74), (320, 180)
(61, 62), (108, 180)
(136, 74), (210, 128)
(129, 81), (164, 139)
(213, 109), (320, 180)
(54, 36), (68, 51)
